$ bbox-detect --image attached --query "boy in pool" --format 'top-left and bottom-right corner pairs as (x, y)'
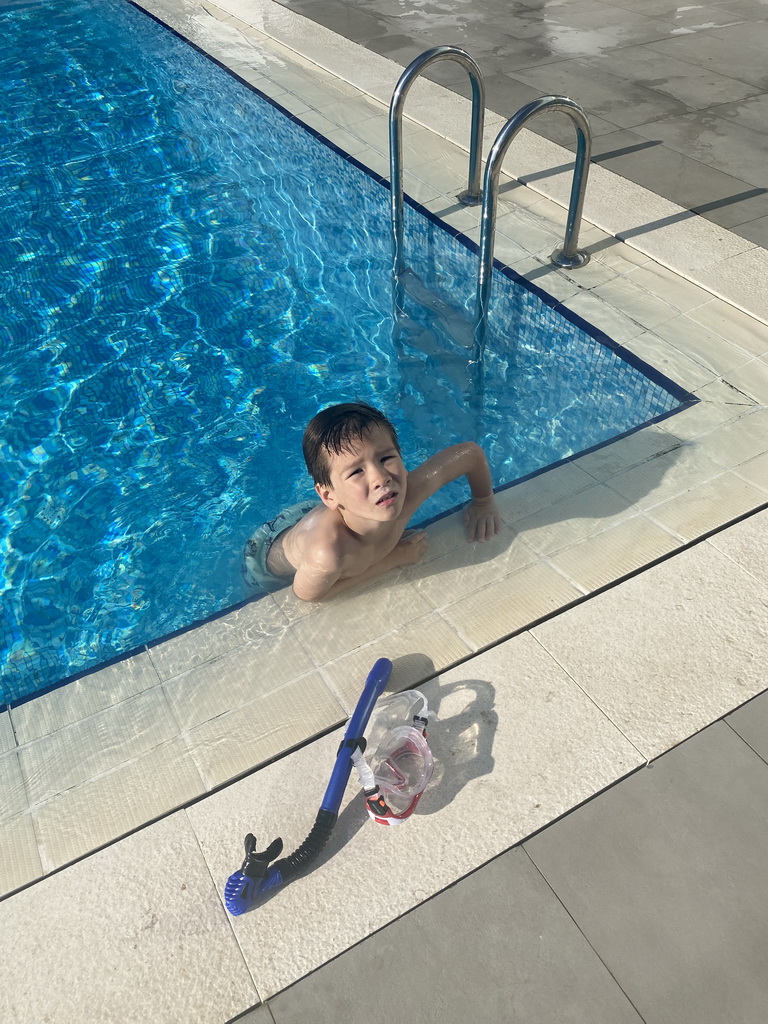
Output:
(243, 402), (502, 602)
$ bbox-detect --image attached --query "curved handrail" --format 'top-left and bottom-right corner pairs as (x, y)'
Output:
(472, 96), (592, 364)
(390, 46), (485, 284)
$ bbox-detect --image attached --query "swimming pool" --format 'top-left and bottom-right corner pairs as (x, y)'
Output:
(0, 0), (693, 704)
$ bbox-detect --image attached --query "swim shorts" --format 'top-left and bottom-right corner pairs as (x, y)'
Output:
(242, 499), (317, 593)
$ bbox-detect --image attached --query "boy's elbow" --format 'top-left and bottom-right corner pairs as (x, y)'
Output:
(460, 440), (487, 465)
(292, 580), (329, 602)
(292, 567), (339, 602)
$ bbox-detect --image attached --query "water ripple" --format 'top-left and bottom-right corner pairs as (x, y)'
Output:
(0, 0), (684, 702)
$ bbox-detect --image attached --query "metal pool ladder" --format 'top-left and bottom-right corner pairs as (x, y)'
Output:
(388, 47), (593, 367)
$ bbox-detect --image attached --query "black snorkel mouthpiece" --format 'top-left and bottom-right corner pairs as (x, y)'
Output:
(240, 834), (284, 880)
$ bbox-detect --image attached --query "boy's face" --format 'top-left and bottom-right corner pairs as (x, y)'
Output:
(316, 424), (407, 525)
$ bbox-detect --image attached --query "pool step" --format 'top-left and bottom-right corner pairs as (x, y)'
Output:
(398, 267), (474, 351)
(392, 269), (480, 434)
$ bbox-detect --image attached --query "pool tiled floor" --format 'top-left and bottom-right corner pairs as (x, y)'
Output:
(3, 0), (768, 1019)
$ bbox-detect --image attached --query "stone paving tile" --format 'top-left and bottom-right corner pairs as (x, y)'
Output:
(632, 113), (768, 190)
(0, 751), (27, 822)
(726, 356), (768, 403)
(604, 442), (731, 510)
(18, 687), (180, 806)
(652, 315), (757, 375)
(509, 60), (692, 130)
(645, 21), (768, 91)
(10, 651), (161, 745)
(33, 737), (205, 872)
(146, 595), (288, 682)
(532, 540), (768, 758)
(706, 505), (768, 587)
(579, 42), (761, 109)
(694, 249), (768, 322)
(162, 628), (316, 731)
(0, 712), (15, 755)
(0, 814), (258, 1024)
(735, 214), (768, 247)
(232, 1005), (273, 1024)
(549, 513), (680, 592)
(708, 92), (768, 136)
(186, 671), (343, 788)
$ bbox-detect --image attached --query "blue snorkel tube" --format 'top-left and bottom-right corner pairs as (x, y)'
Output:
(224, 657), (393, 915)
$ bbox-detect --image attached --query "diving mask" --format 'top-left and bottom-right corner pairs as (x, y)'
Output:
(351, 690), (434, 825)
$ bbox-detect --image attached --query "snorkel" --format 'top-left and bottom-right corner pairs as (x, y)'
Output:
(224, 657), (393, 915)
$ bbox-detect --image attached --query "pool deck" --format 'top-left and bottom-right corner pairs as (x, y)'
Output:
(3, 0), (768, 1020)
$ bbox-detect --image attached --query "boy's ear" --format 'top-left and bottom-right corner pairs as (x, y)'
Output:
(315, 481), (339, 509)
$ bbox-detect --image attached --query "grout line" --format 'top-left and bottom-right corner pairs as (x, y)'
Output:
(183, 805), (266, 1007)
(723, 718), (768, 771)
(521, 845), (651, 1024)
(528, 631), (650, 769)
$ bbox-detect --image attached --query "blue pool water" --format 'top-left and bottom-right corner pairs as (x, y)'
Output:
(0, 0), (691, 704)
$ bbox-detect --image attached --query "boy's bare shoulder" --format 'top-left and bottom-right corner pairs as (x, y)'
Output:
(290, 505), (354, 568)
(289, 510), (359, 601)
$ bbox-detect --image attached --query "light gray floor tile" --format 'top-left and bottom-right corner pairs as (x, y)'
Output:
(590, 130), (768, 225)
(580, 43), (761, 109)
(632, 112), (768, 188)
(268, 846), (643, 1024)
(509, 59), (692, 129)
(721, 0), (768, 17)
(707, 92), (768, 136)
(526, 722), (768, 1024)
(727, 688), (768, 761)
(279, 0), (388, 44)
(645, 21), (768, 89)
(603, 0), (739, 15)
(734, 214), (768, 246)
(362, 30), (428, 66)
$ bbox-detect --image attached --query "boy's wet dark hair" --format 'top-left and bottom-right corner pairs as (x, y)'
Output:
(303, 402), (401, 487)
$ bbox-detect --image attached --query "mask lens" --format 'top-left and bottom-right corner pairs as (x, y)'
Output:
(371, 726), (433, 800)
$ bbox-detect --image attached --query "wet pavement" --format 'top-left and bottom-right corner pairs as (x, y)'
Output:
(272, 0), (768, 247)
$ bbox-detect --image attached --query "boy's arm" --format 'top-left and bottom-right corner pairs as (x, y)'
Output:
(292, 531), (428, 602)
(407, 442), (502, 541)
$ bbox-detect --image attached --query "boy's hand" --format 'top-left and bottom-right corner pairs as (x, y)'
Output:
(463, 496), (502, 542)
(393, 529), (428, 565)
